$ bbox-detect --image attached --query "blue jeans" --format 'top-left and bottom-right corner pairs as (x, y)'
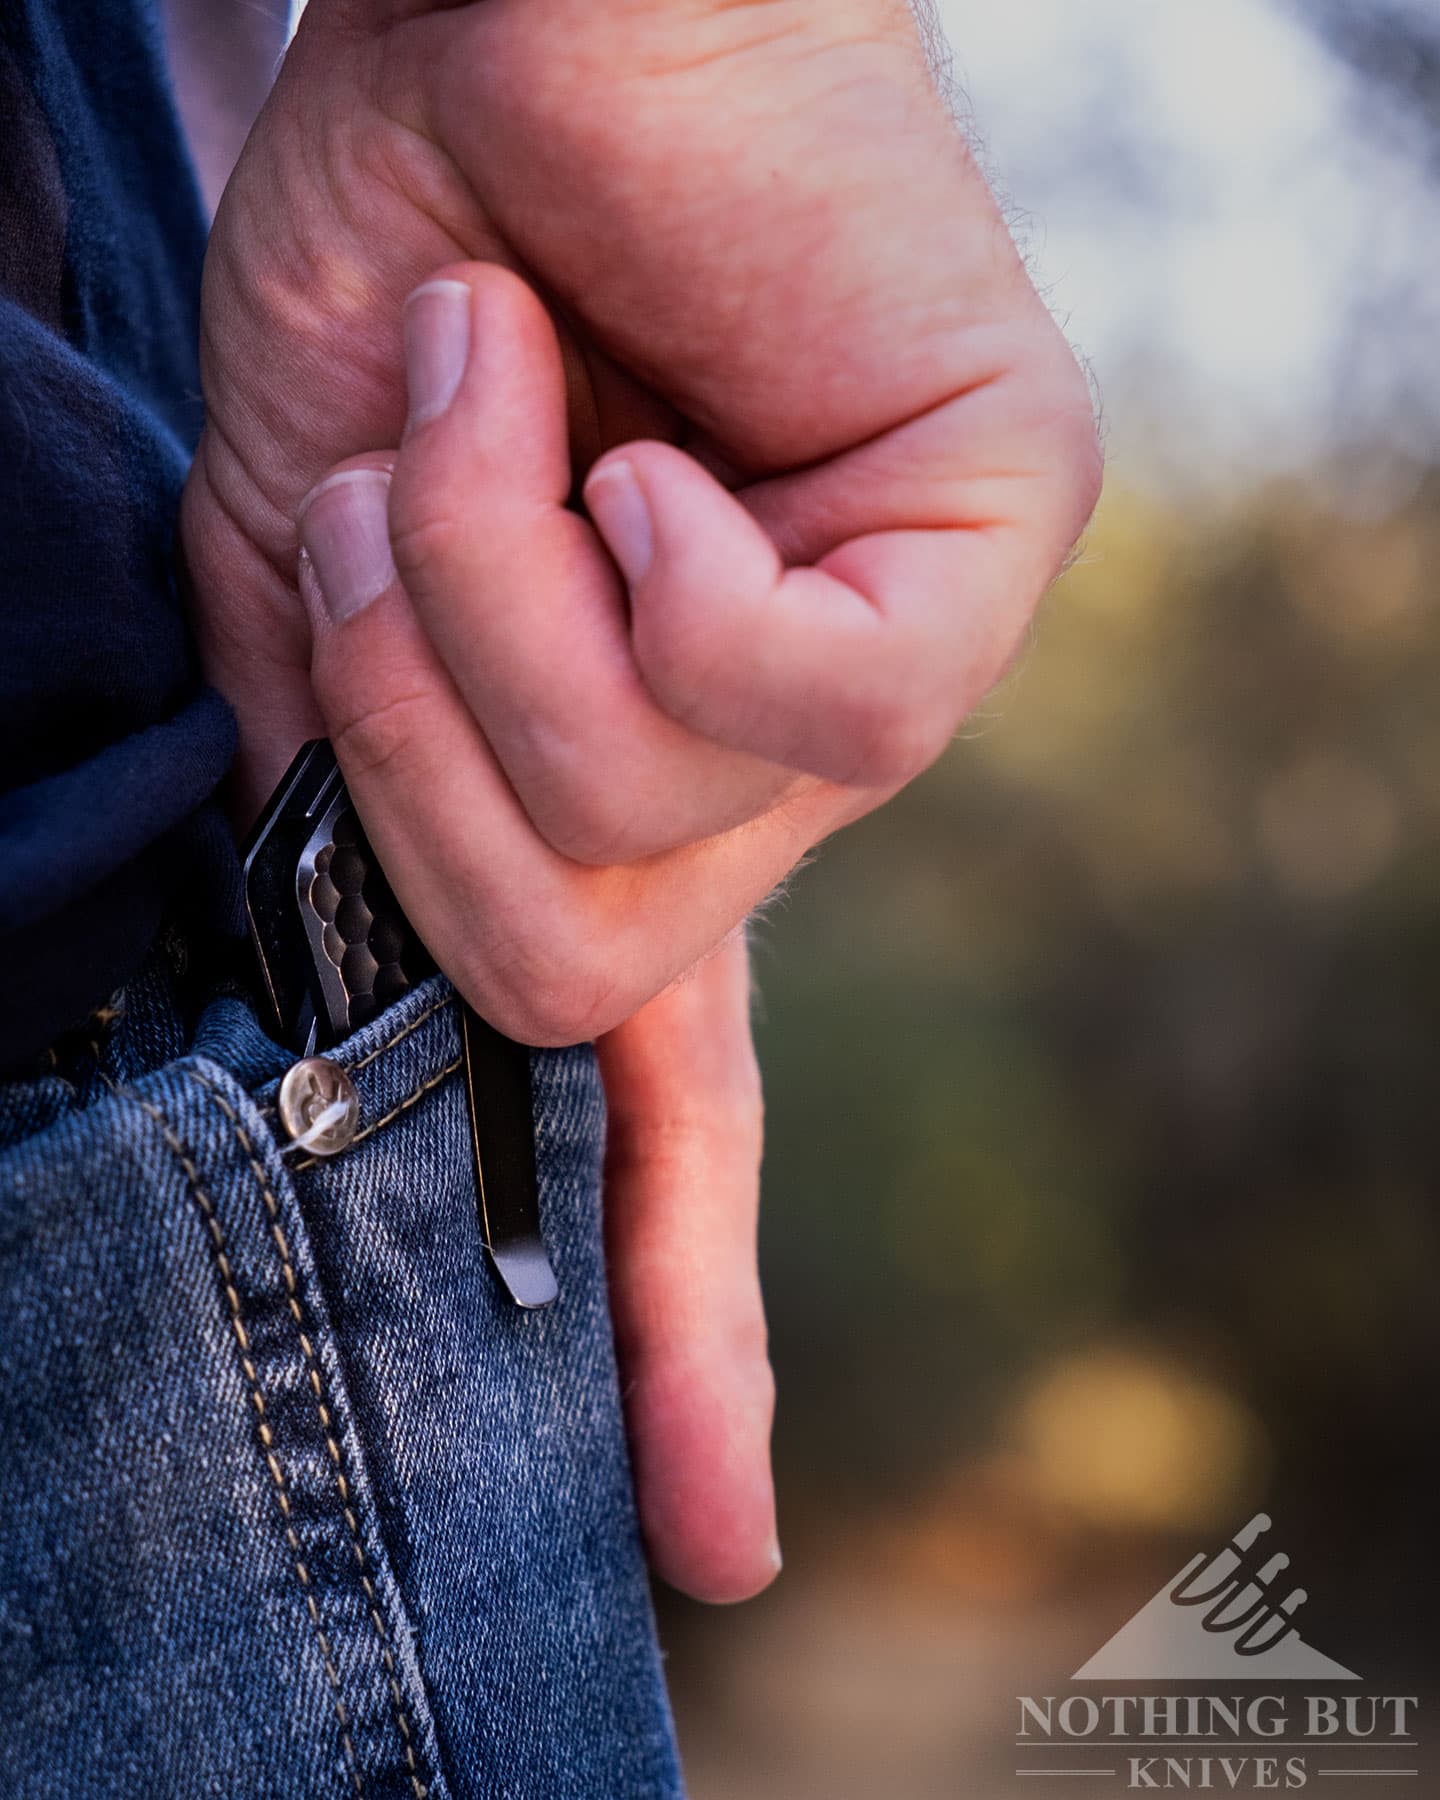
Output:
(0, 949), (684, 1797)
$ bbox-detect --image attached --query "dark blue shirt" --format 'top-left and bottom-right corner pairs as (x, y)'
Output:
(0, 0), (238, 1067)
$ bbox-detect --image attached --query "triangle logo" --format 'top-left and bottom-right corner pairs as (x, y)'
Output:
(1074, 1513), (1360, 1682)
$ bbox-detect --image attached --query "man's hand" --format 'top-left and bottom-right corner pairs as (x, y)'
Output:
(182, 0), (1100, 1601)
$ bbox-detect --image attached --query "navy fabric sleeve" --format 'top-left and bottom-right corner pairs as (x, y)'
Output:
(0, 0), (241, 1069)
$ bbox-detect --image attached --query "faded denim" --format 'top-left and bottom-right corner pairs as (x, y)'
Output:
(0, 959), (684, 1798)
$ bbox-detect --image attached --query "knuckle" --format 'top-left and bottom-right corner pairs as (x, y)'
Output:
(745, 1343), (778, 1420)
(327, 686), (435, 787)
(846, 693), (950, 789)
(516, 964), (624, 1045)
(531, 780), (648, 869)
(387, 481), (465, 585)
(701, 1291), (774, 1393)
(1029, 347), (1105, 548)
(632, 600), (725, 735)
(611, 1088), (765, 1181)
(466, 922), (626, 1048)
(1053, 390), (1105, 541)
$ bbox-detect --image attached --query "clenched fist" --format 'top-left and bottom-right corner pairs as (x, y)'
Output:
(182, 0), (1100, 1601)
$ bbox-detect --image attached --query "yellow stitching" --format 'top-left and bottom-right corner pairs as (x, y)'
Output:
(346, 994), (452, 1075)
(257, 994), (455, 1117)
(192, 1071), (429, 1799)
(291, 1057), (464, 1174)
(130, 1088), (367, 1796)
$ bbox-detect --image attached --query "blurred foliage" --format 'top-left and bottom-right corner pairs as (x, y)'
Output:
(660, 12), (1440, 1787)
(661, 473), (1440, 1797)
(743, 475), (1440, 1648)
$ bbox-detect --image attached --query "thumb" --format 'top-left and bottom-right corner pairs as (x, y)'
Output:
(597, 931), (781, 1603)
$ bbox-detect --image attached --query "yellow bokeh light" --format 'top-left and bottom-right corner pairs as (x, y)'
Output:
(1010, 1348), (1269, 1533)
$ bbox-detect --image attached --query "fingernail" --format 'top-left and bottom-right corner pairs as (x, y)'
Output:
(585, 460), (654, 585)
(768, 1538), (784, 1574)
(404, 278), (471, 435)
(297, 469), (396, 623)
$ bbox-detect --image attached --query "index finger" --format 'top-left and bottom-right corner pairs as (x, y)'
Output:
(589, 332), (1101, 791)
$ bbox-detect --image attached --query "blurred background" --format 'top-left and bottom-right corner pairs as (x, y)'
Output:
(658, 3), (1440, 1794)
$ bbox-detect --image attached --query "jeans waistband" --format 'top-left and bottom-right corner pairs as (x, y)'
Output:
(0, 920), (471, 1160)
(0, 921), (682, 1796)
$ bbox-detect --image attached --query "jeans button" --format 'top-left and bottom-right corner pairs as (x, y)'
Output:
(278, 1056), (360, 1156)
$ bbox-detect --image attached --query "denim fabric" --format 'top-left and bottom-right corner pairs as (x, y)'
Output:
(0, 962), (684, 1798)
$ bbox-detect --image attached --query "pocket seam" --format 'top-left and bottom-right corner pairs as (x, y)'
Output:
(256, 993), (456, 1123)
(288, 1055), (464, 1175)
(136, 1086), (370, 1798)
(190, 1070), (431, 1800)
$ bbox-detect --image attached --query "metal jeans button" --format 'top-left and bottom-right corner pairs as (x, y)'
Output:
(277, 1056), (360, 1157)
